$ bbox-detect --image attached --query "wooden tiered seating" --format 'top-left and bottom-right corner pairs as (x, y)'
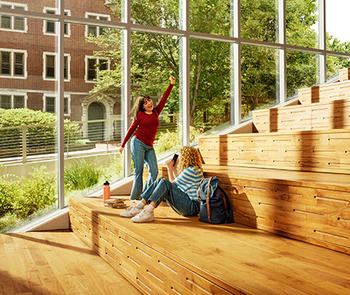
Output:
(69, 68), (350, 295)
(253, 68), (350, 133)
(69, 197), (350, 295)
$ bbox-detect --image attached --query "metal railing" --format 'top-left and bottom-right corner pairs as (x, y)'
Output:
(0, 114), (178, 165)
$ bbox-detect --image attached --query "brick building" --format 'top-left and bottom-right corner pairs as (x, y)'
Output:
(0, 0), (121, 140)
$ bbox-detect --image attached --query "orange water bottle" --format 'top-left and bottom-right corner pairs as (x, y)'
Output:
(103, 181), (110, 204)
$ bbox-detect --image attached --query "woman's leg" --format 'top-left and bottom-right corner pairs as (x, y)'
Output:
(144, 147), (158, 191)
(130, 137), (145, 200)
(147, 178), (199, 216)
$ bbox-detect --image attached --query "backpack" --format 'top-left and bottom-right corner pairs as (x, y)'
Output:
(197, 176), (234, 224)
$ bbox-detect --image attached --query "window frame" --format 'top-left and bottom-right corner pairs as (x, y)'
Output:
(0, 1), (27, 33)
(0, 92), (27, 109)
(85, 55), (110, 83)
(85, 12), (111, 37)
(43, 93), (70, 116)
(43, 52), (71, 82)
(0, 48), (27, 79)
(43, 7), (71, 37)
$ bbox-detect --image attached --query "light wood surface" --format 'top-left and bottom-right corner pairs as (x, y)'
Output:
(70, 197), (350, 295)
(339, 67), (350, 82)
(0, 231), (140, 295)
(198, 129), (350, 174)
(298, 80), (350, 105)
(253, 98), (350, 133)
(159, 164), (350, 254)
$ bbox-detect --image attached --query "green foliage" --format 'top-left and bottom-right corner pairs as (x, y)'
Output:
(155, 130), (180, 153)
(0, 175), (20, 217)
(64, 161), (103, 191)
(89, 0), (350, 133)
(12, 167), (56, 218)
(0, 108), (81, 154)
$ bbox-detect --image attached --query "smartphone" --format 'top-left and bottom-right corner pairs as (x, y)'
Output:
(172, 154), (178, 166)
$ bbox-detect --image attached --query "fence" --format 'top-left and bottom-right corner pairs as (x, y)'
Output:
(0, 114), (178, 165)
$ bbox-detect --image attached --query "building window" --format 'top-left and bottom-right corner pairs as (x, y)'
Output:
(0, 93), (26, 109)
(85, 56), (109, 82)
(43, 8), (70, 37)
(43, 95), (69, 115)
(0, 2), (27, 32)
(43, 52), (70, 81)
(0, 49), (26, 78)
(85, 13), (110, 37)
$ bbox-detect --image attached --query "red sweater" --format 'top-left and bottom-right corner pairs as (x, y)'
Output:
(121, 83), (174, 147)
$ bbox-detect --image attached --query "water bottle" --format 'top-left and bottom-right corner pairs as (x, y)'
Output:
(103, 181), (110, 204)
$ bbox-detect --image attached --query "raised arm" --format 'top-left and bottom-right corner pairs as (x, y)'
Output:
(154, 75), (175, 114)
(119, 116), (140, 152)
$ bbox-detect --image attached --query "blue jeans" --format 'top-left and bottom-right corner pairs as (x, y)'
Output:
(130, 136), (158, 200)
(140, 177), (199, 216)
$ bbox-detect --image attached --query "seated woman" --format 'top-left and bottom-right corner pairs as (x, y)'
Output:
(120, 146), (204, 223)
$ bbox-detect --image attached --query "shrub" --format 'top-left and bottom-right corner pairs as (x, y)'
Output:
(0, 175), (20, 217)
(13, 167), (56, 218)
(64, 161), (103, 191)
(0, 108), (81, 153)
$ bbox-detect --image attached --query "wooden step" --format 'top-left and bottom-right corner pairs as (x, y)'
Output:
(198, 129), (350, 174)
(0, 231), (140, 295)
(298, 80), (350, 105)
(339, 67), (350, 82)
(252, 98), (350, 133)
(69, 197), (350, 295)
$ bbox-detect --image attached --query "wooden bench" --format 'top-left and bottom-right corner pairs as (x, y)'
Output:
(252, 98), (350, 133)
(198, 129), (350, 174)
(69, 197), (350, 295)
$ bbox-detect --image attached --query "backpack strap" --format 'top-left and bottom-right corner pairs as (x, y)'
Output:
(196, 178), (204, 204)
(206, 177), (213, 223)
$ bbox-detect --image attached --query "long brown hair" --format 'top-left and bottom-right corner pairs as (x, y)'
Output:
(177, 146), (203, 173)
(130, 95), (151, 119)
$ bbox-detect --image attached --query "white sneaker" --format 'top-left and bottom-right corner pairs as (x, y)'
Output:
(120, 206), (142, 218)
(131, 209), (154, 223)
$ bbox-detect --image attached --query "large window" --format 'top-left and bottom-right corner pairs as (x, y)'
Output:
(0, 1), (27, 32)
(0, 49), (26, 78)
(43, 52), (70, 81)
(1, 0), (350, 232)
(0, 93), (25, 109)
(43, 7), (70, 36)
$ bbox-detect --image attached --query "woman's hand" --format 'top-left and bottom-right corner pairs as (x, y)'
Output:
(119, 147), (124, 154)
(170, 75), (175, 85)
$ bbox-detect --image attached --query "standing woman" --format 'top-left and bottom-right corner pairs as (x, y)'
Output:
(119, 75), (175, 200)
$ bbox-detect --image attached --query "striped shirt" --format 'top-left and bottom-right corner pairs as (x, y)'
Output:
(174, 166), (204, 200)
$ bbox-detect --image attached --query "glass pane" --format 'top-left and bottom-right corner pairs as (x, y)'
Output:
(286, 0), (319, 49)
(1, 51), (10, 75)
(326, 0), (350, 53)
(46, 21), (55, 33)
(64, 56), (68, 80)
(87, 58), (96, 80)
(1, 15), (11, 29)
(46, 55), (55, 78)
(14, 95), (24, 108)
(286, 50), (319, 98)
(326, 56), (350, 81)
(46, 97), (55, 113)
(131, 0), (179, 29)
(241, 0), (277, 42)
(190, 0), (231, 36)
(241, 44), (278, 120)
(190, 38), (231, 144)
(64, 23), (122, 205)
(0, 18), (58, 232)
(131, 31), (181, 158)
(0, 95), (11, 109)
(64, 97), (68, 114)
(14, 53), (24, 76)
(14, 17), (25, 31)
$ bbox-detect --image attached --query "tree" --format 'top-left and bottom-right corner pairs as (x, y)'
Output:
(87, 0), (350, 129)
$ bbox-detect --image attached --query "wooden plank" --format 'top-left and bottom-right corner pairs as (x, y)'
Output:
(69, 197), (350, 295)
